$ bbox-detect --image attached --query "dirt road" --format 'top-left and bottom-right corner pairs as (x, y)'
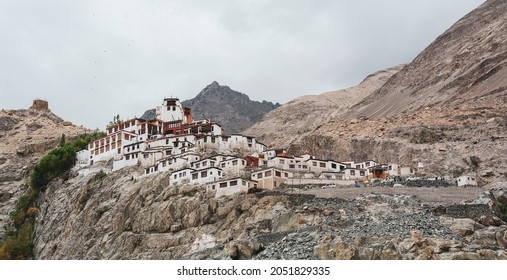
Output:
(300, 186), (486, 205)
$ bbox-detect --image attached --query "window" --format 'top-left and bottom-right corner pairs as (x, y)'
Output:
(230, 180), (238, 186)
(289, 164), (295, 169)
(350, 170), (356, 175)
(201, 171), (207, 178)
(242, 180), (246, 186)
(221, 163), (226, 168)
(192, 173), (198, 180)
(173, 174), (177, 179)
(232, 160), (237, 165)
(284, 173), (288, 178)
(126, 155), (130, 160)
(258, 173), (263, 179)
(280, 159), (285, 164)
(144, 154), (149, 159)
(202, 161), (207, 167)
(331, 163), (337, 169)
(320, 163), (326, 168)
(275, 171), (281, 177)
(265, 170), (272, 177)
(313, 162), (317, 167)
(360, 171), (365, 176)
(220, 182), (227, 188)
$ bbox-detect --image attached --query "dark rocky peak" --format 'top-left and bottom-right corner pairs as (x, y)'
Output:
(139, 82), (280, 134)
(191, 81), (252, 105)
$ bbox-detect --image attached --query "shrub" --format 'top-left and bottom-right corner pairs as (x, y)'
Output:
(30, 132), (105, 189)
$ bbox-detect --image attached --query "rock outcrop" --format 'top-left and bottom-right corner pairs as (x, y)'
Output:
(0, 101), (89, 242)
(33, 165), (507, 259)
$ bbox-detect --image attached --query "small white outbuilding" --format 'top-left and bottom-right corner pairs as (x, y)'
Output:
(456, 175), (478, 187)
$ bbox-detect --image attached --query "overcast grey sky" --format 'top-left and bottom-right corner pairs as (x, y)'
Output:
(1, 0), (485, 130)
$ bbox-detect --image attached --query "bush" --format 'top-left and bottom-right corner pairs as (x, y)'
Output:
(30, 132), (105, 189)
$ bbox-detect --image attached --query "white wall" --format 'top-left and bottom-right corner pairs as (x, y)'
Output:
(207, 178), (253, 197)
(456, 176), (478, 187)
(76, 150), (90, 165)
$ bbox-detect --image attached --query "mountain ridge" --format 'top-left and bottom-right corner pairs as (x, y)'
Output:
(349, 0), (507, 118)
(243, 64), (404, 148)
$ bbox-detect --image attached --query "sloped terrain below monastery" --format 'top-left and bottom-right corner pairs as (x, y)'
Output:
(33, 165), (507, 260)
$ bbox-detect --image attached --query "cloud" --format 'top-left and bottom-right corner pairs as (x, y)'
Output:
(0, 0), (485, 129)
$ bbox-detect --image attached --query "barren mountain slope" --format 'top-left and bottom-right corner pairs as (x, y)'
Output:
(243, 65), (403, 147)
(350, 0), (507, 118)
(286, 0), (507, 181)
(0, 101), (89, 242)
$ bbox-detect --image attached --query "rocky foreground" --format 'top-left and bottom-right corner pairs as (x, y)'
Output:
(34, 164), (507, 260)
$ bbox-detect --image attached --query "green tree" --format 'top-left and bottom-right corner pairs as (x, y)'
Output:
(108, 114), (122, 126)
(59, 133), (66, 147)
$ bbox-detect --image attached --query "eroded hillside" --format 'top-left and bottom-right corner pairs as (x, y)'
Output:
(0, 100), (89, 242)
(243, 65), (403, 148)
(350, 0), (507, 118)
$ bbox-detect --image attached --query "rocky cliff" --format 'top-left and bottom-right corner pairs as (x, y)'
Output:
(0, 100), (89, 242)
(141, 81), (280, 134)
(33, 164), (507, 259)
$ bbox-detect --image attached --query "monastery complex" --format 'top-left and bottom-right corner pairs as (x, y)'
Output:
(77, 97), (477, 198)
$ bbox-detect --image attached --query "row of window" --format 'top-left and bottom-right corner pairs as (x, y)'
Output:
(125, 143), (141, 153)
(209, 179), (251, 190)
(171, 170), (222, 180)
(252, 170), (290, 179)
(349, 170), (366, 176)
(125, 153), (140, 160)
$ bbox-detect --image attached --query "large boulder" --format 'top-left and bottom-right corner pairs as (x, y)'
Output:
(488, 182), (507, 221)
